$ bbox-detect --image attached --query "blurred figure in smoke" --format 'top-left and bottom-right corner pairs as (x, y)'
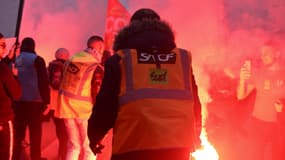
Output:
(45, 48), (70, 160)
(57, 35), (104, 160)
(0, 32), (22, 160)
(13, 37), (50, 160)
(237, 40), (285, 160)
(88, 8), (202, 160)
(205, 66), (241, 160)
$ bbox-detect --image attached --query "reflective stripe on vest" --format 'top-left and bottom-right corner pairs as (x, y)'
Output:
(118, 48), (192, 105)
(113, 48), (196, 154)
(59, 52), (98, 101)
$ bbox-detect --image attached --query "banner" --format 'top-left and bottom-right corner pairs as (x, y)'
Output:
(104, 0), (130, 53)
(0, 0), (24, 38)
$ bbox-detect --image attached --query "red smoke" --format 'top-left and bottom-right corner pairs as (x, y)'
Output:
(10, 1), (284, 159)
(16, 0), (284, 72)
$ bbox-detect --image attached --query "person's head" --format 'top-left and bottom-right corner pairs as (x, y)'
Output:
(55, 48), (70, 61)
(260, 40), (281, 66)
(130, 8), (160, 23)
(86, 35), (104, 61)
(0, 33), (6, 58)
(20, 37), (35, 53)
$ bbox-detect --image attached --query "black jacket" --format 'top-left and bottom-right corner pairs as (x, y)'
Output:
(88, 19), (201, 159)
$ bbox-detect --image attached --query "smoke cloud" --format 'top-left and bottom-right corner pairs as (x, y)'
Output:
(11, 0), (284, 89)
(7, 1), (284, 158)
(18, 0), (108, 63)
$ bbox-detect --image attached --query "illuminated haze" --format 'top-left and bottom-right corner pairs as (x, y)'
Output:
(16, 0), (285, 87)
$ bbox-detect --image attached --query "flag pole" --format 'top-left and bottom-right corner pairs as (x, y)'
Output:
(12, 0), (25, 60)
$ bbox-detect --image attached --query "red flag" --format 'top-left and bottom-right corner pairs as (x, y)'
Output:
(104, 0), (130, 53)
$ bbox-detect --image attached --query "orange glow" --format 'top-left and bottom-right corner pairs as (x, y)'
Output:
(191, 129), (219, 160)
(191, 88), (219, 160)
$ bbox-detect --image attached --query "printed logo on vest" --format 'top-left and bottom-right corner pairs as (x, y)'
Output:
(149, 68), (168, 84)
(67, 63), (80, 74)
(138, 52), (176, 64)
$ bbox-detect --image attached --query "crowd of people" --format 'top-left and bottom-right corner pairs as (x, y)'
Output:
(0, 7), (284, 160)
(205, 40), (285, 160)
(0, 33), (106, 160)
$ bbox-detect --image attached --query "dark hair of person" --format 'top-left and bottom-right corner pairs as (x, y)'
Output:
(87, 35), (104, 48)
(113, 8), (175, 52)
(20, 37), (36, 53)
(130, 8), (160, 22)
(0, 32), (4, 39)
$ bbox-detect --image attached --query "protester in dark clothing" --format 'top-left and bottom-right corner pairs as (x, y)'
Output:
(101, 50), (111, 66)
(88, 8), (202, 160)
(13, 37), (50, 160)
(91, 66), (104, 105)
(0, 32), (22, 160)
(46, 48), (70, 160)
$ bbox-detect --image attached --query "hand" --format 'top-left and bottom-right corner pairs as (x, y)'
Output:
(43, 105), (52, 116)
(90, 143), (104, 155)
(239, 65), (251, 83)
(274, 100), (283, 112)
(8, 43), (20, 59)
(12, 63), (18, 76)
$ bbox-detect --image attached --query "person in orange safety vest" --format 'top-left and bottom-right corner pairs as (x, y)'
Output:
(88, 8), (202, 160)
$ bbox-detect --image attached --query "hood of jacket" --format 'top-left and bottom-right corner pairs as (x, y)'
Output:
(113, 20), (176, 54)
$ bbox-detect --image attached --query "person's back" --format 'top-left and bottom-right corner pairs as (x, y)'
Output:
(16, 51), (42, 101)
(49, 59), (65, 90)
(58, 36), (104, 160)
(13, 37), (50, 160)
(88, 8), (201, 160)
(58, 51), (99, 118)
(48, 48), (70, 113)
(46, 47), (70, 160)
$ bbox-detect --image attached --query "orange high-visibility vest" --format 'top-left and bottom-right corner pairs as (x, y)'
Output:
(113, 48), (197, 154)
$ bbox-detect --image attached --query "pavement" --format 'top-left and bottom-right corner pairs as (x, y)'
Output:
(20, 120), (112, 160)
(20, 120), (58, 160)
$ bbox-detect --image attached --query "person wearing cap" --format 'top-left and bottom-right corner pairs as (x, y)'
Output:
(13, 37), (50, 160)
(88, 8), (202, 160)
(0, 33), (22, 160)
(57, 35), (104, 160)
(45, 48), (70, 160)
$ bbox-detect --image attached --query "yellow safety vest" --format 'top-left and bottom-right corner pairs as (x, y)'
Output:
(56, 51), (99, 119)
(113, 48), (197, 154)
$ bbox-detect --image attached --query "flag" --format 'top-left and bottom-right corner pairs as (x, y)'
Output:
(104, 0), (130, 53)
(0, 0), (24, 38)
